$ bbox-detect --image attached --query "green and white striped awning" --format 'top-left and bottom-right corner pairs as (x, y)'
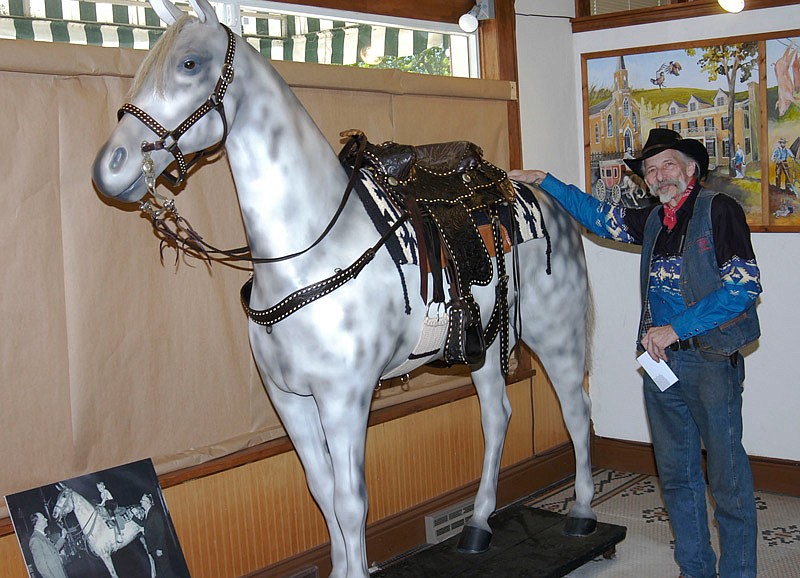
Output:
(0, 0), (472, 75)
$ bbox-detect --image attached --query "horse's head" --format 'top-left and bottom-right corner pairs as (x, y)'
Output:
(92, 0), (235, 202)
(52, 485), (73, 519)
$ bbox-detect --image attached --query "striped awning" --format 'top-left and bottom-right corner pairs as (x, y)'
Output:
(0, 0), (472, 75)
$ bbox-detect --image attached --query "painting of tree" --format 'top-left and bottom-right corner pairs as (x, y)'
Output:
(685, 43), (759, 178)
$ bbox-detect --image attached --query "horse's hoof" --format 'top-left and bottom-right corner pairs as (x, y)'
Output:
(456, 525), (492, 553)
(563, 516), (597, 537)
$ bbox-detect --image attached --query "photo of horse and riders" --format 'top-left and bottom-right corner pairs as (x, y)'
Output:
(4, 459), (190, 578)
(585, 36), (800, 227)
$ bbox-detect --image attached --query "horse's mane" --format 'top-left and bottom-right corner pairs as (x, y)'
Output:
(128, 14), (195, 98)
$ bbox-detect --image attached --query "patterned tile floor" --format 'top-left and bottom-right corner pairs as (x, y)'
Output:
(525, 469), (800, 577)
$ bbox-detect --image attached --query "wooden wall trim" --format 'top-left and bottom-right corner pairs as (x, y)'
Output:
(572, 0), (799, 33)
(267, 0), (474, 24)
(243, 443), (577, 578)
(593, 436), (800, 496)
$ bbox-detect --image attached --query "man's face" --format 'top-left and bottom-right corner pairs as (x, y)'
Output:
(643, 149), (695, 206)
(34, 513), (47, 532)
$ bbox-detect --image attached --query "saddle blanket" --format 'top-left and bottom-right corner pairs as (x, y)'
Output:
(349, 165), (547, 268)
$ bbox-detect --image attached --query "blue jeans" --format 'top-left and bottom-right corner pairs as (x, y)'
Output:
(643, 350), (756, 578)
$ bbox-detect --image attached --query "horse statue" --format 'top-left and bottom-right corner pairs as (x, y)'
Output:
(91, 1), (596, 576)
(52, 485), (147, 578)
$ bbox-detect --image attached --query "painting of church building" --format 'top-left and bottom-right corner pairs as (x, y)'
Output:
(588, 56), (642, 158)
(584, 43), (763, 222)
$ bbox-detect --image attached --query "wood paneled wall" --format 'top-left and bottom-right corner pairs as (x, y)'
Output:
(0, 363), (571, 578)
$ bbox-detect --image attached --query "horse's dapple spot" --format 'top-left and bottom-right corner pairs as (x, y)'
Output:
(269, 125), (284, 162)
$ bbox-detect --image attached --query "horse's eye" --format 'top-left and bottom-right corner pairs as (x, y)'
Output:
(183, 59), (197, 71)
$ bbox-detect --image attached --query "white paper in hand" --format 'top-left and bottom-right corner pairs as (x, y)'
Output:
(637, 352), (678, 391)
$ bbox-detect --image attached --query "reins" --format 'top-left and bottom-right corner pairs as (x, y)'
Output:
(138, 133), (374, 265)
(124, 22), (409, 329)
(119, 24), (236, 187)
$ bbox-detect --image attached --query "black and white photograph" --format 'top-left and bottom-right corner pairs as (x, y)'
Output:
(5, 459), (191, 578)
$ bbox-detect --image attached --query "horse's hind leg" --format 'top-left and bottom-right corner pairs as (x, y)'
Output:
(457, 350), (512, 553)
(264, 384), (349, 578)
(535, 342), (597, 535)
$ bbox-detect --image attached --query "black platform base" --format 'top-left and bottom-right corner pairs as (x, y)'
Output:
(372, 506), (626, 578)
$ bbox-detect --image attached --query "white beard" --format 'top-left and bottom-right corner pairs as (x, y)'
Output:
(655, 178), (689, 205)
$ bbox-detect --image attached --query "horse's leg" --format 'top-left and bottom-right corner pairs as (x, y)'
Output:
(531, 335), (596, 535)
(265, 383), (348, 578)
(314, 385), (373, 578)
(518, 198), (597, 536)
(99, 554), (119, 578)
(457, 343), (512, 553)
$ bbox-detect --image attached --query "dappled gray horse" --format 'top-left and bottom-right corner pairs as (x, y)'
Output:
(91, 1), (595, 576)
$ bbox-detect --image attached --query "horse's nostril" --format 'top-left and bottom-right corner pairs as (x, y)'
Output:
(110, 146), (128, 171)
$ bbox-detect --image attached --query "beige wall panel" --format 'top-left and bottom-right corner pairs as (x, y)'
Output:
(292, 88), (395, 147)
(391, 96), (511, 168)
(0, 71), (72, 491)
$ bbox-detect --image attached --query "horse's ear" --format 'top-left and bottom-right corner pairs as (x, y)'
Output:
(188, 0), (219, 25)
(149, 0), (184, 26)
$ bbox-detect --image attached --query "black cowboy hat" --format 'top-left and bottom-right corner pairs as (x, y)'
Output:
(624, 128), (710, 179)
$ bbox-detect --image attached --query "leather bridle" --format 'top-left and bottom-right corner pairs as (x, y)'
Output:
(118, 24), (236, 186)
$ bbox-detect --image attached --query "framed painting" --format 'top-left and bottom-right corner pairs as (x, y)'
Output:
(582, 30), (800, 232)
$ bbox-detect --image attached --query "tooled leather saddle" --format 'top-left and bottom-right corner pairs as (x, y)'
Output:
(339, 131), (516, 371)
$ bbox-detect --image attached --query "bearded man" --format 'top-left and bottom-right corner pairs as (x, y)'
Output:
(510, 128), (761, 578)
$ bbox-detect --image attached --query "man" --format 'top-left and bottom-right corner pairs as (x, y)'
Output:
(134, 493), (181, 578)
(771, 137), (795, 190)
(29, 512), (68, 578)
(510, 128), (761, 578)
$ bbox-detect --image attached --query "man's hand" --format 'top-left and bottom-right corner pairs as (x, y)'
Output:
(641, 325), (679, 362)
(508, 169), (546, 185)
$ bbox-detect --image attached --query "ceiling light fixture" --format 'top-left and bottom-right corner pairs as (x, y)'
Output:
(459, 0), (495, 33)
(718, 0), (745, 14)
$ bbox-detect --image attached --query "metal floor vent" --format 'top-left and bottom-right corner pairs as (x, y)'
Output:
(424, 499), (475, 544)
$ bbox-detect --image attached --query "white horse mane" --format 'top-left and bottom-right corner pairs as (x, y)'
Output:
(129, 14), (195, 98)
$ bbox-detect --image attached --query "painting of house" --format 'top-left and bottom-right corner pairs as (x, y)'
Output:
(585, 43), (762, 222)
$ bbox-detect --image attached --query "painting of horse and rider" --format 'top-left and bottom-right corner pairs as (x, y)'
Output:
(5, 459), (189, 578)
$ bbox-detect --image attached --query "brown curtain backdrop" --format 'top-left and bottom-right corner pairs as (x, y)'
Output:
(0, 37), (515, 515)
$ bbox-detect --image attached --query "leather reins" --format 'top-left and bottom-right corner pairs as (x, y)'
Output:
(118, 24), (236, 186)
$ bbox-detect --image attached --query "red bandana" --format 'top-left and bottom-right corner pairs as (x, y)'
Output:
(662, 178), (696, 230)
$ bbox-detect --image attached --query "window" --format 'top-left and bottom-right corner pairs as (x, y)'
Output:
(722, 138), (730, 158)
(0, 0), (478, 77)
(671, 121), (681, 132)
(623, 97), (630, 117)
(632, 112), (638, 132)
(704, 117), (714, 129)
(587, 0), (666, 16)
(595, 123), (600, 144)
(606, 114), (613, 137)
(706, 138), (717, 157)
(722, 116), (729, 130)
